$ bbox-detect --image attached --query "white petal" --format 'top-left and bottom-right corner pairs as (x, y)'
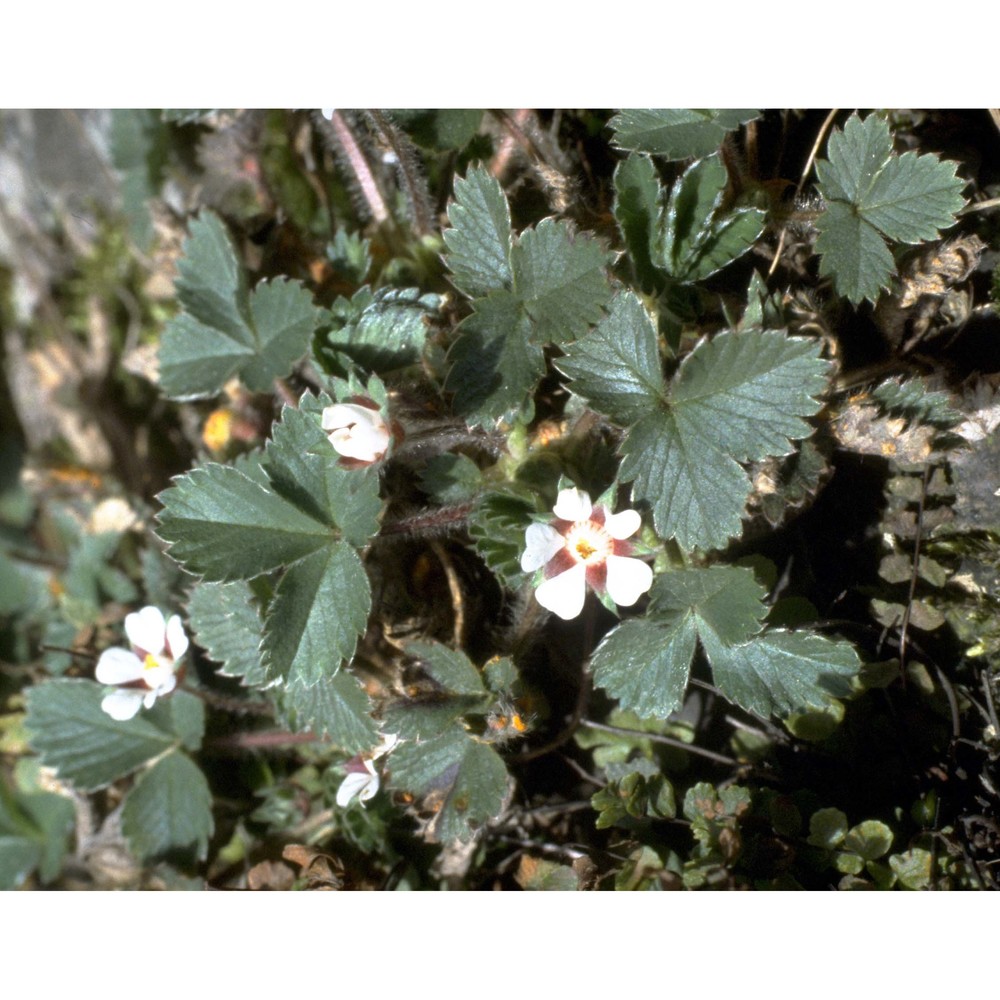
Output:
(165, 615), (189, 661)
(358, 773), (381, 803)
(604, 508), (642, 540)
(520, 523), (564, 572)
(101, 689), (144, 721)
(336, 771), (376, 808)
(125, 606), (167, 655)
(535, 563), (588, 620)
(552, 488), (592, 522)
(321, 403), (376, 431)
(95, 647), (145, 684)
(373, 733), (399, 759)
(146, 668), (177, 697)
(143, 689), (159, 709)
(605, 555), (653, 607)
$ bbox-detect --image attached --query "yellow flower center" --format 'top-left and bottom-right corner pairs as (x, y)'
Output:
(566, 520), (612, 566)
(143, 653), (160, 672)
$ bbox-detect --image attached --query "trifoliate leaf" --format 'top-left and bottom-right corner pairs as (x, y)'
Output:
(388, 728), (508, 842)
(815, 113), (966, 304)
(443, 167), (513, 299)
(25, 679), (189, 791)
(510, 218), (611, 344)
(156, 463), (333, 582)
(613, 153), (663, 290)
(261, 542), (370, 686)
(625, 330), (827, 550)
(121, 751), (214, 861)
(658, 156), (766, 283)
(279, 671), (377, 748)
(159, 211), (318, 398)
(557, 291), (666, 425)
(187, 579), (267, 688)
(446, 290), (543, 424)
(610, 109), (759, 160)
(319, 286), (439, 375)
(704, 629), (859, 718)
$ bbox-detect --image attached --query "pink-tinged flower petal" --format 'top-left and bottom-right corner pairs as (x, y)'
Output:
(145, 669), (177, 698)
(604, 508), (642, 540)
(535, 563), (588, 620)
(520, 523), (564, 572)
(101, 688), (145, 721)
(165, 615), (189, 661)
(605, 554), (653, 608)
(125, 606), (167, 656)
(95, 647), (145, 685)
(552, 487), (592, 522)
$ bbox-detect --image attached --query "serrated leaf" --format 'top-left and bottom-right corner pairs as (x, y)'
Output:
(613, 153), (663, 290)
(704, 629), (859, 718)
(446, 290), (543, 424)
(443, 167), (513, 299)
(156, 463), (333, 581)
(610, 109), (759, 160)
(615, 330), (827, 550)
(683, 206), (766, 283)
(261, 542), (370, 686)
(121, 752), (213, 861)
(320, 287), (439, 375)
(388, 728), (508, 842)
(0, 781), (74, 889)
(148, 691), (205, 752)
(420, 454), (482, 504)
(815, 113), (966, 304)
(468, 490), (536, 588)
(187, 580), (267, 687)
(279, 671), (377, 748)
(557, 291), (666, 425)
(158, 212), (318, 398)
(815, 201), (896, 305)
(591, 616), (697, 718)
(511, 218), (610, 344)
(262, 399), (382, 546)
(25, 679), (184, 791)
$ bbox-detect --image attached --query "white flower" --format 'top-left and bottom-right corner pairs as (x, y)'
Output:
(336, 733), (399, 808)
(321, 401), (391, 465)
(95, 606), (188, 721)
(520, 487), (653, 621)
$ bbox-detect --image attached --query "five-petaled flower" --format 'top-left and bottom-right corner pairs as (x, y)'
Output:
(520, 487), (653, 621)
(322, 400), (391, 467)
(95, 606), (188, 721)
(336, 733), (399, 808)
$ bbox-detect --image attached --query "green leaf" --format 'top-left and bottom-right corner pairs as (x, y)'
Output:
(320, 287), (440, 375)
(391, 109), (483, 150)
(557, 291), (666, 425)
(148, 691), (205, 753)
(814, 201), (896, 305)
(510, 218), (610, 344)
(25, 679), (185, 791)
(815, 113), (966, 304)
(807, 807), (849, 849)
(279, 671), (378, 748)
(388, 728), (508, 842)
(613, 153), (663, 289)
(446, 291), (543, 424)
(262, 399), (382, 547)
(591, 616), (698, 719)
(443, 167), (513, 299)
(616, 330), (828, 550)
(420, 454), (482, 504)
(156, 463), (333, 581)
(121, 752), (214, 861)
(158, 211), (318, 398)
(261, 542), (370, 686)
(844, 819), (894, 861)
(706, 630), (858, 717)
(515, 857), (581, 890)
(325, 229), (371, 284)
(468, 490), (537, 588)
(188, 580), (267, 687)
(0, 780), (75, 889)
(406, 641), (486, 696)
(610, 110), (759, 160)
